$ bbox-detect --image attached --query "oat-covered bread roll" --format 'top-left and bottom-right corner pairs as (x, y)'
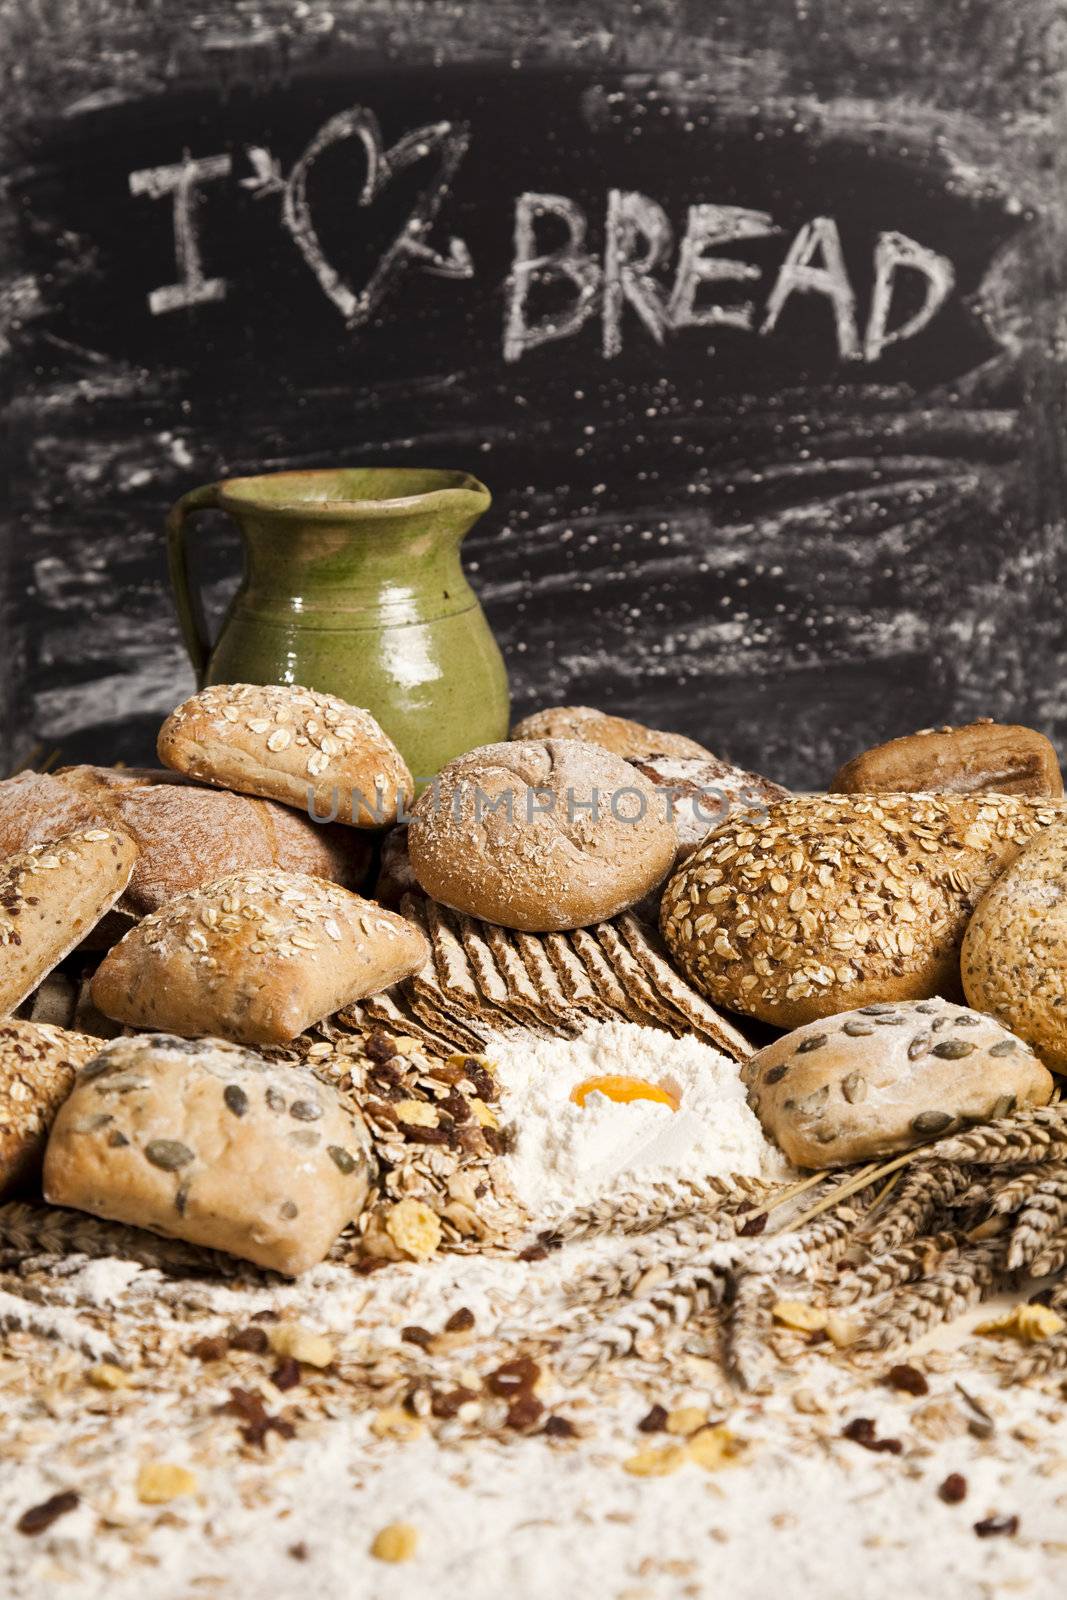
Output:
(91, 869), (429, 1045)
(0, 1020), (100, 1196)
(0, 829), (137, 1014)
(512, 705), (713, 762)
(44, 1035), (374, 1274)
(747, 999), (1052, 1168)
(660, 792), (1067, 1028)
(630, 755), (789, 864)
(0, 766), (371, 926)
(962, 825), (1067, 1072)
(408, 739), (677, 932)
(830, 719), (1063, 798)
(158, 683), (413, 828)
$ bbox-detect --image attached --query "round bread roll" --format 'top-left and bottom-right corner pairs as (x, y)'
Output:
(512, 705), (713, 762)
(962, 824), (1067, 1072)
(630, 755), (789, 862)
(746, 998), (1053, 1168)
(660, 792), (1067, 1028)
(407, 739), (677, 931)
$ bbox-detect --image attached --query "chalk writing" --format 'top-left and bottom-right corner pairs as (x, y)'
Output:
(128, 153), (232, 314)
(505, 192), (956, 364)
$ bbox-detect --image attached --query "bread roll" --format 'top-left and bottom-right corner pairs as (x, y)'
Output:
(0, 829), (137, 1014)
(962, 825), (1067, 1071)
(408, 739), (677, 932)
(830, 719), (1063, 798)
(91, 868), (429, 1045)
(747, 999), (1052, 1168)
(0, 766), (372, 925)
(158, 682), (413, 827)
(629, 755), (789, 863)
(44, 1034), (374, 1274)
(512, 705), (713, 761)
(660, 793), (1067, 1028)
(0, 1020), (100, 1196)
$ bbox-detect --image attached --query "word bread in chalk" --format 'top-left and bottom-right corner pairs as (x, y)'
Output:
(504, 193), (955, 363)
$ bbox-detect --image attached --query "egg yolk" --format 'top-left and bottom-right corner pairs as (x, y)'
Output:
(570, 1075), (680, 1111)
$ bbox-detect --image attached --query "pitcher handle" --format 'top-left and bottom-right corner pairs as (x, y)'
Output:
(165, 482), (225, 683)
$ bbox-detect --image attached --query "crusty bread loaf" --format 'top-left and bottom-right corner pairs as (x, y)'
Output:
(0, 1019), (100, 1196)
(962, 824), (1067, 1072)
(0, 828), (138, 1014)
(408, 739), (677, 932)
(660, 792), (1067, 1028)
(630, 755), (790, 863)
(158, 682), (413, 828)
(746, 998), (1053, 1168)
(512, 705), (713, 761)
(44, 1034), (374, 1274)
(0, 766), (372, 927)
(91, 868), (429, 1045)
(830, 719), (1063, 798)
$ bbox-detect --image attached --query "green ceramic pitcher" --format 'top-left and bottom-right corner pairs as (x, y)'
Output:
(166, 467), (509, 782)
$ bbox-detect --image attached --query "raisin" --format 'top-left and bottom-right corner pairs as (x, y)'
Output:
(975, 1514), (1018, 1538)
(938, 1473), (967, 1504)
(272, 1358), (302, 1392)
(842, 1417), (902, 1454)
(229, 1325), (269, 1354)
(16, 1491), (79, 1535)
(366, 1030), (399, 1062)
(638, 1403), (668, 1433)
(518, 1244), (550, 1262)
(544, 1415), (577, 1439)
(431, 1386), (479, 1419)
(738, 1211), (768, 1237)
(486, 1357), (539, 1396)
(505, 1394), (544, 1431)
(444, 1307), (476, 1333)
(401, 1325), (434, 1349)
(886, 1363), (929, 1396)
(189, 1336), (229, 1362)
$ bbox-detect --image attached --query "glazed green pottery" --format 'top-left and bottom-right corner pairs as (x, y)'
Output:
(165, 467), (509, 783)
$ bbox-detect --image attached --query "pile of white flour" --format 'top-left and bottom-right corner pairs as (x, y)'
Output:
(488, 1019), (789, 1216)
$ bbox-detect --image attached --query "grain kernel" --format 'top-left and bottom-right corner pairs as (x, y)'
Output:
(772, 1301), (828, 1333)
(267, 1324), (335, 1368)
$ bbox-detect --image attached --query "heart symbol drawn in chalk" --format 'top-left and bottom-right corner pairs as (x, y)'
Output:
(282, 105), (473, 329)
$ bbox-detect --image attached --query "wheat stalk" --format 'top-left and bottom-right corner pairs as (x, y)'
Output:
(1005, 1180), (1067, 1271)
(921, 1106), (1067, 1167)
(537, 1172), (775, 1245)
(852, 1239), (1007, 1353)
(726, 1267), (781, 1390)
(828, 1230), (965, 1307)
(855, 1164), (972, 1256)
(959, 1164), (1064, 1214)
(1004, 1332), (1067, 1381)
(0, 1202), (236, 1276)
(556, 1255), (731, 1379)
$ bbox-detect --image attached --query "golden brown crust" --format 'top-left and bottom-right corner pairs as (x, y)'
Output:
(747, 999), (1053, 1168)
(830, 720), (1064, 798)
(91, 868), (430, 1045)
(158, 683), (413, 827)
(0, 1019), (100, 1197)
(660, 792), (1067, 1028)
(0, 828), (138, 1014)
(409, 740), (678, 932)
(0, 766), (372, 925)
(512, 705), (714, 762)
(962, 825), (1067, 1072)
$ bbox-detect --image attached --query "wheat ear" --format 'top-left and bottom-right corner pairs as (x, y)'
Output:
(852, 1239), (1006, 1352)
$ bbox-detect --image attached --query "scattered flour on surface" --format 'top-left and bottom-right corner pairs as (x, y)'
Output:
(488, 1019), (790, 1216)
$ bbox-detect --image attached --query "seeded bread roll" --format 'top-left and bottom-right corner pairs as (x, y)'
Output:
(44, 1035), (374, 1274)
(0, 766), (371, 928)
(408, 739), (677, 932)
(746, 999), (1052, 1168)
(830, 719), (1063, 798)
(660, 793), (1067, 1028)
(158, 683), (413, 828)
(0, 829), (138, 1014)
(512, 706), (713, 762)
(0, 1020), (100, 1196)
(91, 869), (429, 1045)
(962, 824), (1067, 1072)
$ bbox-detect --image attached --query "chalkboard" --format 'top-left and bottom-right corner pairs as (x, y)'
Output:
(1, 0), (1064, 788)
